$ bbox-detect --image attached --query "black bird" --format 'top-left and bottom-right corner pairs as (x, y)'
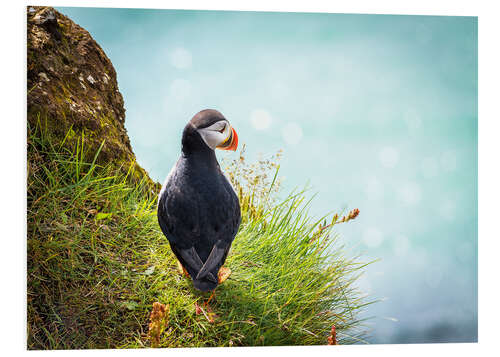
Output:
(157, 109), (241, 292)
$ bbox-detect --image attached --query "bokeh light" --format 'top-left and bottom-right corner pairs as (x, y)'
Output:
(364, 176), (384, 200)
(282, 122), (303, 145)
(169, 47), (192, 69)
(393, 234), (410, 257)
(404, 110), (422, 133)
(421, 157), (439, 178)
(379, 146), (400, 168)
(250, 109), (272, 130)
(439, 200), (457, 221)
(397, 182), (422, 205)
(363, 227), (384, 248)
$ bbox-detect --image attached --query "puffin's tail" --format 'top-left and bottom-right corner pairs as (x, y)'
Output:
(193, 277), (218, 292)
(171, 244), (222, 292)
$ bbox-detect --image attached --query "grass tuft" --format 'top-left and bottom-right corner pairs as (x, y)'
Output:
(27, 120), (373, 349)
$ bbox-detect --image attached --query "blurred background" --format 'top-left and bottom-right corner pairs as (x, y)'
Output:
(57, 7), (478, 344)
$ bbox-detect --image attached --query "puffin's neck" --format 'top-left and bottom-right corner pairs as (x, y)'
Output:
(182, 147), (218, 168)
(181, 125), (219, 169)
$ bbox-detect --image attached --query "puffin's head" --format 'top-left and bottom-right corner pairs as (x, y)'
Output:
(187, 109), (238, 151)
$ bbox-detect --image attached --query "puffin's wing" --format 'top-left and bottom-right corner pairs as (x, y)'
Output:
(158, 205), (218, 283)
(194, 176), (241, 280)
(158, 182), (220, 283)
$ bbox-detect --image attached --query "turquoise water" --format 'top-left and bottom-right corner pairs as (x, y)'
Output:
(57, 7), (478, 343)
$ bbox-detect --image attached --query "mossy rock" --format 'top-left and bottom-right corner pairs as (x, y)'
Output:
(27, 6), (160, 193)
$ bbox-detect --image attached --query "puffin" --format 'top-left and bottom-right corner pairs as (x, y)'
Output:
(157, 109), (241, 292)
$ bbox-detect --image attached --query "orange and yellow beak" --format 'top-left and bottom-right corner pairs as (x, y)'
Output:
(218, 127), (238, 151)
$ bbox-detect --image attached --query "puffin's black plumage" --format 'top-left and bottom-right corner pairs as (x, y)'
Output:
(157, 110), (241, 292)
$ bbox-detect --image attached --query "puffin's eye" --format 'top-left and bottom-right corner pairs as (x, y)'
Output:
(218, 124), (226, 133)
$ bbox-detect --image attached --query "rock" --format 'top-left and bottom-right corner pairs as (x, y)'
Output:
(38, 72), (49, 82)
(86, 74), (96, 84)
(27, 6), (160, 193)
(31, 7), (61, 41)
(33, 8), (57, 26)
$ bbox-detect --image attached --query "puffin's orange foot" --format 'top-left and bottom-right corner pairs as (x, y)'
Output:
(218, 267), (231, 284)
(176, 260), (190, 278)
(202, 267), (230, 307)
(205, 290), (216, 306)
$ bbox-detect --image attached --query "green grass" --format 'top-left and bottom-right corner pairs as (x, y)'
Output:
(27, 120), (374, 349)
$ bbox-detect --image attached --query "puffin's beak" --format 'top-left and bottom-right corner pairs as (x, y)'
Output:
(218, 127), (238, 151)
